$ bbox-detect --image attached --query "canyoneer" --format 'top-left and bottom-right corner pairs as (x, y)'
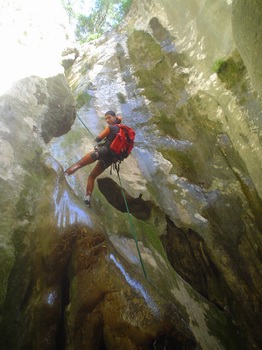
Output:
(64, 110), (135, 207)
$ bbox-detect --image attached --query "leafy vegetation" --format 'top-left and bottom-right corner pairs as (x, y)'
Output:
(212, 58), (225, 73)
(61, 0), (132, 43)
(212, 53), (246, 90)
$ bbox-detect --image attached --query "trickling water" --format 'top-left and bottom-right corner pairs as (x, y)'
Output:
(109, 253), (160, 316)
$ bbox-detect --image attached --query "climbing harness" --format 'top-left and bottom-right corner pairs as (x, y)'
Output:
(77, 114), (147, 279)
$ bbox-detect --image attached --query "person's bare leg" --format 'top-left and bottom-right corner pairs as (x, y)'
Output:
(84, 161), (105, 207)
(64, 153), (94, 175)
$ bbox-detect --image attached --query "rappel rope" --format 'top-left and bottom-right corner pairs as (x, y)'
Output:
(77, 114), (147, 279)
(114, 164), (147, 279)
(77, 114), (94, 138)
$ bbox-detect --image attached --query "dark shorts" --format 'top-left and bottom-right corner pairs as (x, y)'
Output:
(91, 145), (114, 170)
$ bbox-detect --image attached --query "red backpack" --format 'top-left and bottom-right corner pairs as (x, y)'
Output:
(110, 124), (135, 160)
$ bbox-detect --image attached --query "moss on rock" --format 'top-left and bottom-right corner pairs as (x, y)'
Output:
(214, 51), (246, 90)
(76, 91), (91, 109)
(127, 30), (186, 104)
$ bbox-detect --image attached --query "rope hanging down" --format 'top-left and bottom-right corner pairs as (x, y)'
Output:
(115, 166), (147, 279)
(77, 115), (94, 138)
(77, 114), (147, 278)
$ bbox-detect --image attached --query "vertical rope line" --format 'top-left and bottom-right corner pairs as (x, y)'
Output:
(77, 115), (94, 138)
(116, 169), (147, 279)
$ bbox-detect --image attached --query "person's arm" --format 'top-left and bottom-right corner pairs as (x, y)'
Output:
(94, 126), (111, 142)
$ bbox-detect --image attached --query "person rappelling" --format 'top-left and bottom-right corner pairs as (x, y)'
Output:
(64, 110), (135, 207)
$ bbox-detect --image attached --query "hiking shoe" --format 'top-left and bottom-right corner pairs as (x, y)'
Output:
(84, 194), (91, 207)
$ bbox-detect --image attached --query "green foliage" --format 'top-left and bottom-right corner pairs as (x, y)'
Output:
(61, 0), (75, 22)
(62, 0), (133, 43)
(218, 58), (246, 89)
(212, 58), (225, 73)
(212, 54), (246, 90)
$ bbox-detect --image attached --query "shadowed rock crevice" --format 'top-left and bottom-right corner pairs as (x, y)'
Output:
(56, 274), (70, 350)
(97, 177), (152, 220)
(217, 132), (262, 230)
(162, 216), (229, 310)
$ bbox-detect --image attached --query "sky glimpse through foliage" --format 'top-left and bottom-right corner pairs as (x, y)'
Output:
(61, 0), (132, 42)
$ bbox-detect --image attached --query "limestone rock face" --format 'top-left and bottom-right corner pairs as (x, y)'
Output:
(0, 75), (76, 346)
(0, 76), (198, 350)
(1, 0), (262, 350)
(232, 0), (262, 98)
